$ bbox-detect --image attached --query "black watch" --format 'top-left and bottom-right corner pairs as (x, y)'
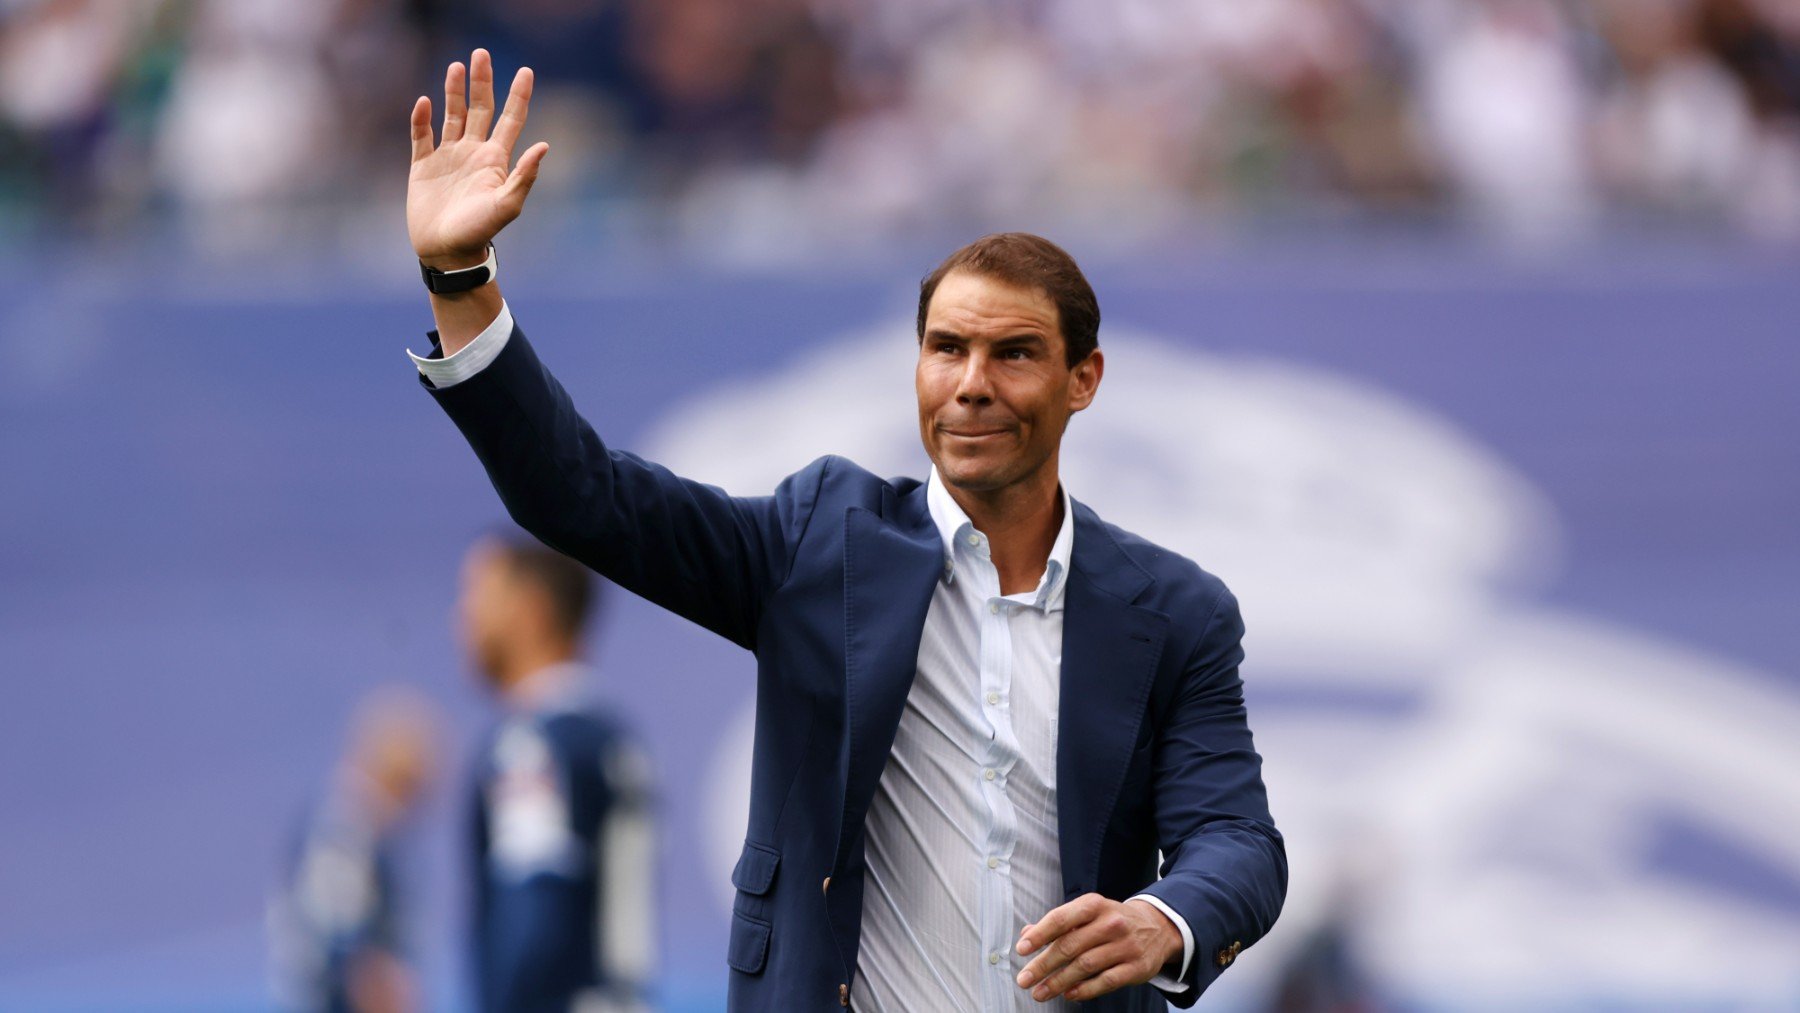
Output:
(420, 244), (498, 294)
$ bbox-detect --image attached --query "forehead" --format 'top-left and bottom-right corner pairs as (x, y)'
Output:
(926, 270), (1061, 340)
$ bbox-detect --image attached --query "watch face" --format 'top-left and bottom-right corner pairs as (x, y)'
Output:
(439, 268), (485, 293)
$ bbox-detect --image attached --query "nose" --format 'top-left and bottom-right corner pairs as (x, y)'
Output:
(954, 351), (996, 406)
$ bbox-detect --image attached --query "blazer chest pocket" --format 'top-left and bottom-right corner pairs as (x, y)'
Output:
(727, 841), (779, 974)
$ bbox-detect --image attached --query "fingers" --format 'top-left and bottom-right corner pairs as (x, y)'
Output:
(442, 61), (467, 142)
(465, 48), (497, 140)
(435, 50), (527, 150)
(1016, 896), (1103, 993)
(498, 141), (550, 213)
(1032, 942), (1138, 1002)
(409, 96), (434, 161)
(490, 67), (535, 156)
(1018, 919), (1113, 993)
(1017, 893), (1102, 959)
(1017, 896), (1176, 1002)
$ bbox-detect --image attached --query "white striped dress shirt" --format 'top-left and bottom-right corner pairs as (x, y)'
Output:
(854, 471), (1192, 1012)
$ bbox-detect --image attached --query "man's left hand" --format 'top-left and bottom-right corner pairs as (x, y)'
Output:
(1015, 894), (1182, 1002)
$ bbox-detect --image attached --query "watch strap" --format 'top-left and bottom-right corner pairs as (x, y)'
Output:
(420, 243), (498, 294)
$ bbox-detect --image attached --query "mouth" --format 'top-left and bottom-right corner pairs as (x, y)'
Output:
(940, 428), (1012, 442)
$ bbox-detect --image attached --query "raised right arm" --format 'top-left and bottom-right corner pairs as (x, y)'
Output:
(407, 51), (827, 647)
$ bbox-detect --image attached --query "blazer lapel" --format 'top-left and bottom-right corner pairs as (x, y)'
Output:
(1057, 502), (1168, 897)
(837, 484), (942, 873)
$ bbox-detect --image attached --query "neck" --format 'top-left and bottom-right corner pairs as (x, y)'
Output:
(943, 459), (1064, 596)
(496, 641), (579, 706)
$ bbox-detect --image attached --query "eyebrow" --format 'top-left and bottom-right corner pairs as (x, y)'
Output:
(991, 333), (1048, 349)
(924, 329), (1048, 348)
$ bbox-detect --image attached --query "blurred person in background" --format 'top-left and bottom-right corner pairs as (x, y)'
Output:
(457, 531), (657, 1013)
(1591, 0), (1800, 235)
(0, 0), (180, 218)
(269, 688), (443, 1013)
(150, 0), (444, 245)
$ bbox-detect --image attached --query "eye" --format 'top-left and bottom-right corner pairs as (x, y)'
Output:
(1002, 348), (1032, 360)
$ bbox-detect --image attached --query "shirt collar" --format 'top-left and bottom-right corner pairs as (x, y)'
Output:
(926, 467), (1076, 612)
(506, 660), (591, 713)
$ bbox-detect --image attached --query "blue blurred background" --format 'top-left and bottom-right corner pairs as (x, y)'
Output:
(3, 1), (1799, 1010)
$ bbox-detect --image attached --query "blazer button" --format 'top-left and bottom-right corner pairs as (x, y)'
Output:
(839, 982), (850, 1006)
(822, 876), (831, 895)
(1215, 940), (1243, 968)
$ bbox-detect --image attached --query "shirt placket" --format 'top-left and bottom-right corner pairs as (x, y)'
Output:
(964, 530), (1023, 1010)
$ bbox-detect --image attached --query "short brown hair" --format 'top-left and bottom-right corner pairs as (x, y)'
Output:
(491, 531), (597, 640)
(916, 233), (1100, 368)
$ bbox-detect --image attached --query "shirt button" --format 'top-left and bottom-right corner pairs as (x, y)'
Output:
(986, 691), (1000, 705)
(983, 768), (996, 781)
(966, 533), (980, 546)
(988, 602), (1000, 614)
(989, 951), (1001, 965)
(987, 856), (1000, 869)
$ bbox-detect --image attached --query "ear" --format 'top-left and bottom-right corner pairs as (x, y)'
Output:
(1067, 347), (1103, 413)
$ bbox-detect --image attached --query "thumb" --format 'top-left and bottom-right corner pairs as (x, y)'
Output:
(499, 141), (549, 208)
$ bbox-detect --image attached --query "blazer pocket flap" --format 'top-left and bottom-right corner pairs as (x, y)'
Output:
(727, 911), (772, 974)
(731, 841), (780, 896)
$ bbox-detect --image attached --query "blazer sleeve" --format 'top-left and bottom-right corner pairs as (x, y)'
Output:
(423, 321), (828, 649)
(1135, 586), (1288, 1005)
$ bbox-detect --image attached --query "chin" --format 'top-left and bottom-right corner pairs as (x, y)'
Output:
(937, 455), (1011, 492)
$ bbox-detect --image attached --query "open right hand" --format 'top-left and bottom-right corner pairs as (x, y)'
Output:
(408, 48), (548, 270)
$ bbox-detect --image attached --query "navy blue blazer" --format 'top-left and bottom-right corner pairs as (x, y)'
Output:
(424, 324), (1286, 1011)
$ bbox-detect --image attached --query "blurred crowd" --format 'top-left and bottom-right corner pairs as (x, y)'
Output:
(4, 0), (1800, 251)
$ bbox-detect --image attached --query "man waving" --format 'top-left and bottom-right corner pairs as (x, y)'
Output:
(404, 48), (1285, 1012)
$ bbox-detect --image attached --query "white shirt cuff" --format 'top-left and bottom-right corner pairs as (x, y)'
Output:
(408, 300), (513, 388)
(1127, 894), (1194, 994)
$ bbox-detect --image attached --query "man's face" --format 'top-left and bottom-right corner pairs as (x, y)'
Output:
(916, 270), (1102, 495)
(456, 543), (519, 688)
